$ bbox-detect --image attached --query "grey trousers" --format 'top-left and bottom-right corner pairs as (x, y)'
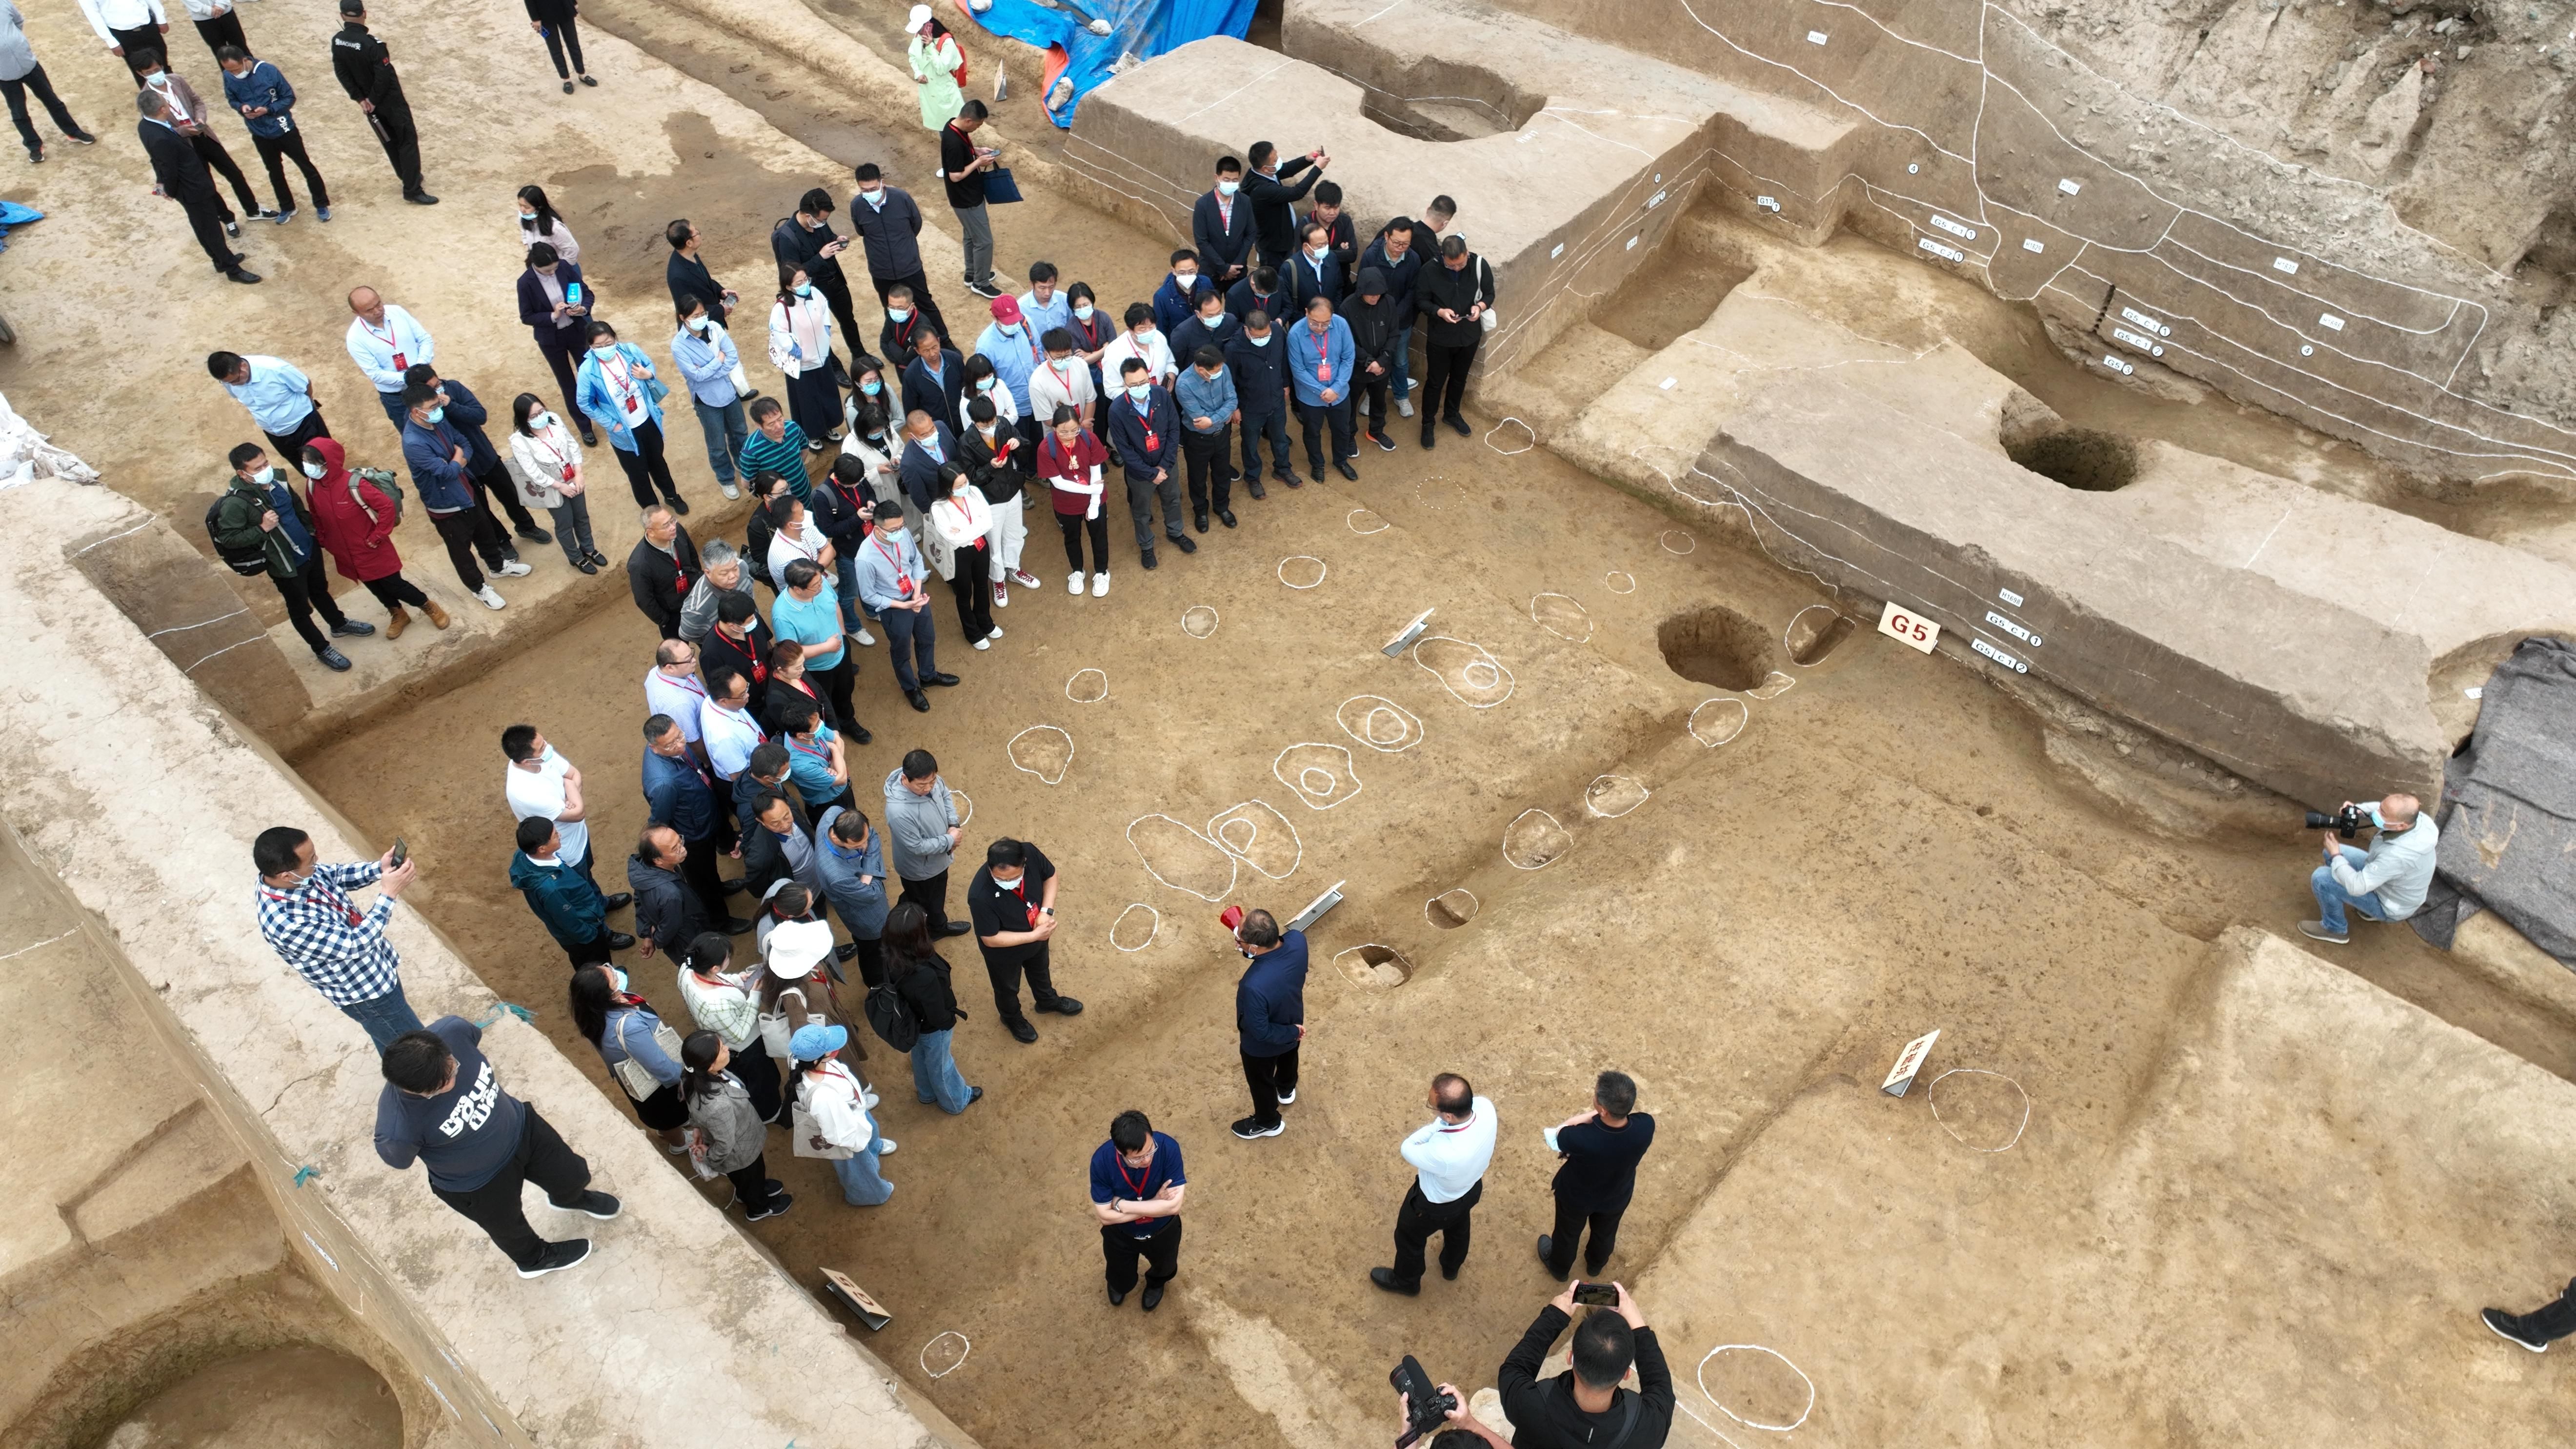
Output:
(1123, 468), (1181, 550)
(953, 202), (994, 286)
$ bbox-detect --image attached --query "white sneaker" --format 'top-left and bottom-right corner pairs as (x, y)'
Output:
(973, 636), (991, 650)
(495, 559), (533, 577)
(1067, 570), (1085, 595)
(875, 1137), (898, 1155)
(985, 624), (1003, 640)
(720, 482), (740, 500)
(993, 581), (1009, 608)
(860, 1087), (880, 1109)
(1396, 397), (1415, 418)
(475, 585), (507, 610)
(853, 628), (876, 646)
(1091, 571), (1110, 597)
(1012, 569), (1042, 588)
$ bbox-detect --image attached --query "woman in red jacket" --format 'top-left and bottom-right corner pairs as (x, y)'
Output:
(301, 438), (450, 638)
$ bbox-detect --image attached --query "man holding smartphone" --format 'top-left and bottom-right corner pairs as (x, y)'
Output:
(253, 824), (423, 1050)
(772, 187), (864, 377)
(1496, 1281), (1674, 1449)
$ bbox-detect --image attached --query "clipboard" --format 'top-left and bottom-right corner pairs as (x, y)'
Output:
(982, 166), (1025, 205)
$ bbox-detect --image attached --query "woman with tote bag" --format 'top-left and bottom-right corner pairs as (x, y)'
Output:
(570, 964), (688, 1153)
(789, 1023), (896, 1206)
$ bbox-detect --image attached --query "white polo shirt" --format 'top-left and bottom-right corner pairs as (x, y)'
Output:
(503, 749), (586, 865)
(1399, 1095), (1498, 1204)
(700, 700), (765, 781)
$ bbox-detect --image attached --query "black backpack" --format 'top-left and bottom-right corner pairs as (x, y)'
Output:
(204, 496), (268, 577)
(865, 977), (920, 1053)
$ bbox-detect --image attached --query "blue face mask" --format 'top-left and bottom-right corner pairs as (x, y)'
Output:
(999, 323), (1020, 337)
(861, 380), (882, 397)
(887, 307), (911, 323)
(424, 406), (446, 423)
(1216, 179), (1239, 198)
(1074, 304), (1095, 322)
(1127, 382), (1151, 402)
(976, 377), (995, 391)
(795, 283), (814, 298)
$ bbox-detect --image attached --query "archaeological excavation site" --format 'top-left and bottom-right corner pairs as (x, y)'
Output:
(1, 0), (2573, 1444)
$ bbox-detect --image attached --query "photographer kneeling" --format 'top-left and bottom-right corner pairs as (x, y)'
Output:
(2300, 792), (2438, 946)
(1495, 1281), (1674, 1449)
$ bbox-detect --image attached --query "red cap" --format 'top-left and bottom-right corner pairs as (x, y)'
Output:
(989, 295), (1023, 324)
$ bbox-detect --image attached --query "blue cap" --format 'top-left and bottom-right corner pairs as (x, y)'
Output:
(788, 1023), (847, 1060)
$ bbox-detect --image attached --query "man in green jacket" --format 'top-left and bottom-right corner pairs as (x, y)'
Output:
(211, 442), (373, 670)
(509, 818), (633, 967)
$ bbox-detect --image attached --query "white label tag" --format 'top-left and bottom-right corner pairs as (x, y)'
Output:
(1756, 195), (1780, 212)
(1807, 29), (1829, 43)
(2057, 178), (2082, 196)
(1983, 610), (2042, 647)
(1928, 213), (1977, 240)
(1971, 636), (2030, 673)
(1549, 242), (1564, 259)
(2273, 257), (2299, 275)
(2318, 313), (2345, 331)
(2109, 326), (2166, 357)
(2101, 354), (2135, 376)
(1625, 235), (1640, 250)
(1884, 1029), (1941, 1096)
(1998, 587), (2025, 606)
(1917, 236), (1966, 263)
(1877, 599), (1938, 654)
(2021, 237), (2045, 253)
(2118, 306), (2168, 336)
(1648, 189), (1668, 209)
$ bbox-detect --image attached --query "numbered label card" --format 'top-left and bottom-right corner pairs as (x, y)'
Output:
(1877, 600), (1939, 654)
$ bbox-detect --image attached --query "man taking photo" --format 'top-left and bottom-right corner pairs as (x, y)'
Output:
(1497, 1281), (1675, 1449)
(2300, 792), (2438, 945)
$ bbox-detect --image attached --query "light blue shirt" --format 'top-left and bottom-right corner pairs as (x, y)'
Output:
(771, 584), (845, 669)
(975, 321), (1042, 415)
(670, 325), (741, 408)
(2328, 814), (2441, 920)
(1286, 314), (1354, 408)
(850, 525), (926, 615)
(223, 355), (316, 433)
(1174, 365), (1236, 433)
(1017, 288), (1072, 343)
(345, 305), (435, 395)
(785, 722), (841, 803)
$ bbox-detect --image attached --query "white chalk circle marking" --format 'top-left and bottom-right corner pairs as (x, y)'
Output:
(1065, 668), (1109, 704)
(1502, 807), (1572, 870)
(1605, 571), (1636, 594)
(1273, 742), (1363, 810)
(1661, 529), (1696, 555)
(1126, 814), (1240, 903)
(1463, 661), (1501, 688)
(1747, 670), (1796, 701)
(1530, 592), (1594, 643)
(1206, 800), (1302, 879)
(1584, 774), (1651, 818)
(1926, 1068), (2031, 1153)
(1484, 416), (1537, 455)
(1347, 508), (1390, 535)
(1425, 887), (1479, 927)
(1412, 637), (1516, 709)
(1006, 724), (1075, 785)
(1784, 604), (1838, 656)
(949, 790), (974, 828)
(922, 1331), (972, 1379)
(1336, 694), (1425, 753)
(1696, 1344), (1814, 1432)
(1110, 904), (1160, 953)
(1181, 605), (1220, 639)
(1690, 698), (1750, 747)
(1278, 555), (1328, 589)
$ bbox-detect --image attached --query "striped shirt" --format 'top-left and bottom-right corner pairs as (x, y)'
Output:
(255, 863), (402, 1006)
(737, 425), (813, 502)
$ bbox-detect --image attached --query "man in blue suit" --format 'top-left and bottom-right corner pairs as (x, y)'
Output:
(1231, 908), (1308, 1139)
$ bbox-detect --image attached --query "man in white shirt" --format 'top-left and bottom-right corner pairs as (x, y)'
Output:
(500, 724), (630, 912)
(641, 638), (709, 760)
(1098, 302), (1175, 388)
(698, 668), (765, 783)
(344, 284), (434, 430)
(1371, 1072), (1497, 1295)
(76, 0), (165, 81)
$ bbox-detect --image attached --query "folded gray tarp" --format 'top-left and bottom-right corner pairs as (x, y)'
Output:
(2413, 636), (2576, 967)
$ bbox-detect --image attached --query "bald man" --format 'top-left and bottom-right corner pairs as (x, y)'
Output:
(2301, 791), (2440, 945)
(344, 286), (437, 430)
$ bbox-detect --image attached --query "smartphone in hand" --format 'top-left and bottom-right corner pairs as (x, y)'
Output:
(389, 836), (409, 870)
(567, 282), (584, 306)
(1572, 1283), (1618, 1308)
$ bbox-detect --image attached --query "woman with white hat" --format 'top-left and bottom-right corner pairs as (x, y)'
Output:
(790, 1023), (896, 1206)
(757, 902), (878, 1102)
(906, 5), (966, 132)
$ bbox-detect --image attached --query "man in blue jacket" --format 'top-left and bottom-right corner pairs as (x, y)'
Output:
(1191, 156), (1255, 286)
(217, 46), (328, 223)
(400, 379), (529, 607)
(406, 362), (547, 540)
(1174, 344), (1238, 533)
(1107, 358), (1186, 569)
(1225, 265), (1287, 328)
(1286, 295), (1357, 483)
(641, 713), (751, 933)
(510, 818), (632, 967)
(1231, 908), (1307, 1139)
(1150, 248), (1203, 339)
(1223, 308), (1292, 496)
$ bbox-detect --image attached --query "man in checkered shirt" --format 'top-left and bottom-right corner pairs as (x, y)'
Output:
(255, 825), (424, 1049)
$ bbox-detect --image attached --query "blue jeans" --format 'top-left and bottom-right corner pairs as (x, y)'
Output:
(834, 554), (864, 633)
(693, 394), (749, 485)
(910, 1027), (975, 1113)
(830, 1118), (895, 1205)
(2309, 845), (2386, 934)
(1388, 322), (1415, 401)
(339, 982), (425, 1051)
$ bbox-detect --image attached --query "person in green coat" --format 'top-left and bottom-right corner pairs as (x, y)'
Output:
(906, 5), (965, 131)
(210, 442), (373, 670)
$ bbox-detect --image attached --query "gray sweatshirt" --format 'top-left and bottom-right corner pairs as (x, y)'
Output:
(883, 765), (958, 882)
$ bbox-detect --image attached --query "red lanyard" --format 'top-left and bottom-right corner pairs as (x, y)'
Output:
(263, 876), (362, 927)
(1117, 1147), (1154, 1198)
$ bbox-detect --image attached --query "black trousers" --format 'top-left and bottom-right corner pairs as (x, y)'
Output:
(1181, 425), (1234, 514)
(1238, 407), (1291, 482)
(810, 656), (858, 734)
(359, 572), (431, 611)
(847, 935), (887, 989)
(680, 827), (733, 922)
(1389, 1178), (1482, 1288)
(0, 62), (81, 153)
(1101, 1217), (1180, 1294)
(559, 927), (616, 967)
(724, 1151), (782, 1213)
(429, 502), (507, 592)
(897, 869), (951, 932)
(945, 553), (993, 643)
(427, 1107), (592, 1270)
(178, 194), (236, 272)
(870, 270), (950, 347)
(1543, 1195), (1627, 1278)
(1356, 368), (1393, 438)
(272, 551), (350, 654)
(538, 15), (587, 78)
(367, 98), (425, 195)
(1295, 397), (1353, 473)
(731, 1037), (790, 1122)
(108, 26), (158, 83)
(533, 341), (587, 431)
(1421, 341), (1479, 426)
(609, 420), (683, 507)
(982, 943), (1060, 1028)
(1054, 509), (1108, 573)
(189, 129), (263, 219)
(474, 463), (541, 536)
(260, 405), (332, 467)
(193, 10), (246, 57)
(1242, 1045), (1298, 1128)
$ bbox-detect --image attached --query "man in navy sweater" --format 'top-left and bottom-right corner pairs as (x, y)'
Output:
(1223, 308), (1293, 494)
(1230, 908), (1306, 1139)
(1106, 358), (1186, 568)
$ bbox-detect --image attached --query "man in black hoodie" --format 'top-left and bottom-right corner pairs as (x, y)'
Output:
(1342, 269), (1406, 453)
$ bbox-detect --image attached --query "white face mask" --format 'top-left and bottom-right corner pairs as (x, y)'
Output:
(1216, 179), (1239, 197)
(1173, 271), (1197, 288)
(145, 71), (171, 87)
(1127, 382), (1151, 402)
(301, 461), (327, 479)
(520, 210), (537, 222)
(860, 187), (885, 207)
(1308, 246), (1329, 263)
(887, 306), (911, 322)
(1247, 331), (1271, 347)
(536, 411), (560, 430)
(253, 465), (278, 484)
(687, 315), (711, 332)
(591, 343), (617, 356)
(1073, 304), (1094, 322)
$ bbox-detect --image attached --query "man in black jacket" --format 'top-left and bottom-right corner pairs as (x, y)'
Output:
(1496, 1282), (1675, 1449)
(624, 503), (700, 641)
(1414, 236), (1493, 449)
(138, 89), (257, 282)
(1242, 140), (1326, 270)
(771, 188), (863, 377)
(1342, 269), (1405, 453)
(1357, 219), (1427, 419)
(627, 825), (716, 959)
(1222, 308), (1292, 495)
(900, 324), (966, 432)
(1191, 155), (1255, 285)
(849, 163), (951, 342)
(328, 1), (433, 203)
(1106, 360), (1185, 568)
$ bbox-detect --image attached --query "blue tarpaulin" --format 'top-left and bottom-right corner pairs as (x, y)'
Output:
(965, 0), (1256, 126)
(0, 201), (41, 254)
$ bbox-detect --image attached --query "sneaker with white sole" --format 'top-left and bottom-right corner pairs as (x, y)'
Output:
(720, 482), (741, 500)
(475, 585), (508, 610)
(875, 1137), (898, 1155)
(1012, 569), (1042, 589)
(861, 1087), (880, 1109)
(2483, 1308), (2551, 1352)
(986, 624), (1003, 640)
(2297, 920), (2350, 945)
(1230, 1116), (1285, 1140)
(495, 559), (533, 577)
(1091, 571), (1110, 597)
(516, 1238), (593, 1278)
(973, 637), (991, 650)
(1276, 1087), (1297, 1106)
(853, 628), (876, 646)
(1068, 571), (1085, 595)
(1396, 397), (1415, 418)
(993, 581), (1009, 607)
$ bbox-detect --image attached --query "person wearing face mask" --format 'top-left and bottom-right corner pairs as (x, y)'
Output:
(926, 463), (998, 649)
(1027, 327), (1096, 437)
(302, 438), (445, 638)
(1343, 269), (1405, 453)
(938, 98), (1004, 299)
(958, 352), (1019, 438)
(1167, 285), (1234, 385)
(900, 323), (967, 442)
(406, 362), (552, 546)
(1303, 180), (1358, 289)
(962, 394), (1037, 601)
(876, 282), (942, 369)
(2300, 793), (2440, 945)
(577, 320), (690, 514)
(506, 391), (605, 572)
(515, 822), (630, 970)
(672, 294), (749, 502)
(1224, 263), (1285, 329)
(848, 161), (951, 342)
(975, 294), (1045, 450)
(516, 241), (594, 438)
(1286, 221), (1344, 317)
(1243, 139), (1327, 270)
(1223, 306), (1293, 495)
(216, 46), (324, 224)
(1288, 295), (1358, 484)
(1174, 345), (1239, 534)
(1151, 249), (1203, 340)
(896, 408), (961, 516)
(1100, 301), (1175, 392)
(515, 183), (578, 263)
(211, 441), (372, 670)
(662, 218), (742, 327)
(851, 507), (948, 713)
(905, 4), (964, 127)
(968, 837), (1077, 1044)
(254, 825), (423, 1049)
(343, 287), (435, 430)
(1062, 282), (1114, 420)
(401, 379), (528, 611)
(1107, 358), (1187, 568)
(1357, 217), (1426, 420)
(839, 358), (900, 492)
(739, 400), (815, 507)
(1229, 908), (1308, 1138)
(1038, 404), (1111, 598)
(133, 48), (272, 239)
(812, 451), (885, 638)
(770, 188), (864, 378)
(1193, 155), (1256, 285)
(571, 964), (689, 1154)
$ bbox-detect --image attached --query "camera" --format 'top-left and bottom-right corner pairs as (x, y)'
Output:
(1390, 1355), (1456, 1448)
(2305, 804), (2368, 840)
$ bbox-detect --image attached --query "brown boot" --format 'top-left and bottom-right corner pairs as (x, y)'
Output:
(423, 598), (453, 629)
(384, 604), (410, 640)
